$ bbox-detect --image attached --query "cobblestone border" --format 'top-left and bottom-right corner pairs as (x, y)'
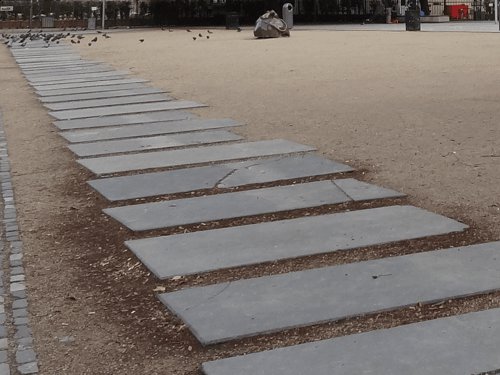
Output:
(0, 113), (38, 375)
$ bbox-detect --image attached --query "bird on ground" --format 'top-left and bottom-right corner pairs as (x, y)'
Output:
(77, 35), (84, 39)
(237, 27), (242, 32)
(91, 37), (98, 42)
(198, 33), (202, 37)
(88, 42), (92, 46)
(206, 35), (209, 39)
(139, 39), (144, 42)
(207, 30), (213, 34)
(97, 30), (102, 33)
(104, 34), (111, 39)
(77, 40), (80, 44)
(70, 39), (76, 44)
(186, 29), (191, 32)
(193, 36), (196, 41)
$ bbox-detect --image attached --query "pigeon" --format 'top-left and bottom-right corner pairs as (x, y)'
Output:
(88, 42), (92, 46)
(186, 29), (191, 32)
(237, 27), (242, 32)
(139, 39), (144, 42)
(207, 30), (213, 34)
(77, 35), (84, 39)
(97, 30), (102, 33)
(91, 37), (98, 42)
(71, 39), (76, 44)
(206, 35), (209, 39)
(193, 36), (196, 41)
(104, 34), (111, 39)
(198, 33), (202, 37)
(77, 40), (80, 44)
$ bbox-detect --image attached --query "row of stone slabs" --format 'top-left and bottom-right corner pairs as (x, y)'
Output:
(13, 46), (500, 374)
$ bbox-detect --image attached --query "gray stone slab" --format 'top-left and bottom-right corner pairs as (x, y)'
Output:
(49, 100), (205, 120)
(40, 87), (165, 103)
(104, 179), (401, 231)
(68, 130), (243, 157)
(34, 77), (148, 92)
(37, 83), (153, 97)
(16, 55), (81, 63)
(202, 307), (500, 375)
(44, 93), (173, 111)
(60, 118), (240, 142)
(161, 241), (500, 345)
(19, 61), (99, 70)
(79, 139), (315, 175)
(25, 65), (114, 78)
(89, 154), (353, 201)
(55, 110), (195, 130)
(127, 205), (467, 278)
(31, 74), (130, 87)
(28, 70), (129, 84)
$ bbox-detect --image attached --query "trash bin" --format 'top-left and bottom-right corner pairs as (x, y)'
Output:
(41, 16), (54, 28)
(87, 17), (96, 30)
(226, 12), (239, 29)
(405, 9), (420, 31)
(282, 3), (293, 29)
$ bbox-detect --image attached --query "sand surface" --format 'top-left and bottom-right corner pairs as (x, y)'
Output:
(77, 28), (500, 233)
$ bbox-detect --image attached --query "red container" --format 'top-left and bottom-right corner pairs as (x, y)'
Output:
(446, 4), (469, 19)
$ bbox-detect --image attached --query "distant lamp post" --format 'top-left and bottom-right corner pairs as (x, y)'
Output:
(102, 0), (105, 29)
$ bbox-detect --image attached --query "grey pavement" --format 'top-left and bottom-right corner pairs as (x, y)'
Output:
(103, 179), (402, 231)
(26, 70), (129, 83)
(125, 205), (467, 278)
(34, 77), (149, 92)
(78, 139), (315, 174)
(31, 74), (130, 87)
(68, 130), (243, 157)
(44, 93), (173, 111)
(40, 87), (166, 103)
(88, 154), (353, 201)
(36, 82), (152, 97)
(60, 118), (240, 142)
(161, 241), (500, 345)
(24, 65), (116, 78)
(202, 307), (500, 375)
(49, 100), (205, 120)
(55, 110), (195, 130)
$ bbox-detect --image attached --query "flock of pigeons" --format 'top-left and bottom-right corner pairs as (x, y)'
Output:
(1, 26), (243, 48)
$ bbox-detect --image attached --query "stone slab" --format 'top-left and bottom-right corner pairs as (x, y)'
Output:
(68, 130), (243, 157)
(55, 110), (195, 130)
(36, 83), (153, 97)
(60, 118), (240, 142)
(126, 205), (467, 278)
(161, 241), (500, 345)
(202, 307), (500, 375)
(25, 65), (114, 78)
(103, 179), (402, 231)
(27, 70), (129, 84)
(19, 61), (99, 70)
(40, 87), (165, 103)
(78, 139), (315, 175)
(15, 55), (81, 63)
(31, 74), (130, 87)
(44, 93), (173, 111)
(89, 154), (353, 201)
(50, 100), (205, 120)
(34, 77), (148, 92)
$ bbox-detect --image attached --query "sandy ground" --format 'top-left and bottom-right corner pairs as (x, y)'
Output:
(0, 28), (498, 374)
(77, 28), (500, 234)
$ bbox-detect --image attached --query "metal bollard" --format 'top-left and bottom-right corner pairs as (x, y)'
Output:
(282, 3), (294, 29)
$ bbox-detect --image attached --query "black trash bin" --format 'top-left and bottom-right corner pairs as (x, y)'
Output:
(405, 9), (421, 31)
(226, 12), (239, 29)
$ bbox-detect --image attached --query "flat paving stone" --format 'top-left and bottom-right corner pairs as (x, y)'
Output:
(161, 241), (500, 345)
(104, 179), (402, 231)
(78, 139), (315, 175)
(25, 65), (115, 78)
(68, 130), (243, 157)
(89, 154), (353, 201)
(44, 93), (173, 111)
(31, 74), (130, 88)
(19, 61), (99, 70)
(55, 110), (195, 130)
(37, 83), (154, 97)
(49, 100), (205, 120)
(27, 70), (129, 83)
(16, 55), (81, 63)
(202, 307), (500, 375)
(60, 118), (240, 143)
(126, 205), (466, 278)
(34, 77), (148, 92)
(40, 87), (165, 103)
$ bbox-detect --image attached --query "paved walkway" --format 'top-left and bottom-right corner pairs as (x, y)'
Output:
(2, 34), (500, 374)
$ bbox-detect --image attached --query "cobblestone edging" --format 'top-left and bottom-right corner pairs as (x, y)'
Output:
(0, 113), (38, 375)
